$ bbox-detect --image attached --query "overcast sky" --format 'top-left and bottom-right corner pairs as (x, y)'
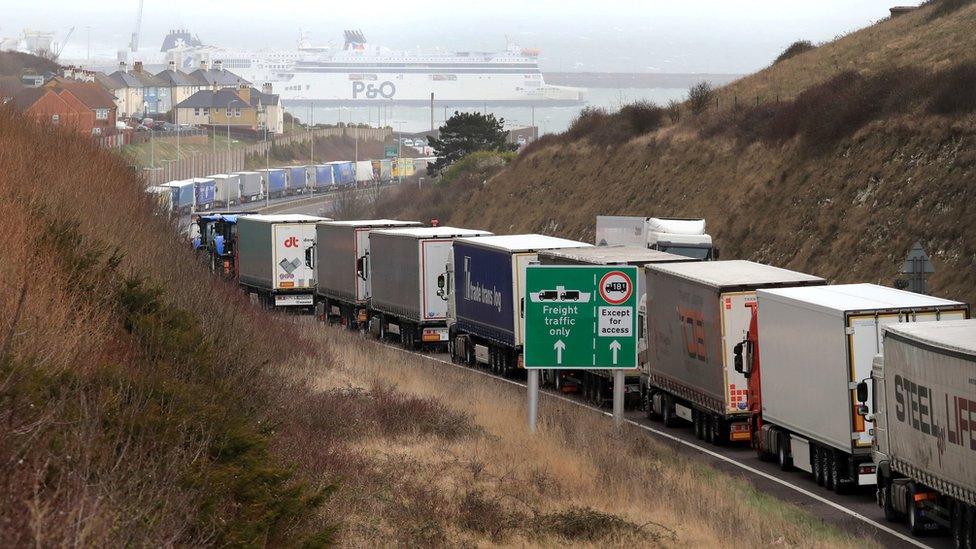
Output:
(3, 1), (922, 73)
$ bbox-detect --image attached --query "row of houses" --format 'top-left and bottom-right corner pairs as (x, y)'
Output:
(5, 59), (284, 135)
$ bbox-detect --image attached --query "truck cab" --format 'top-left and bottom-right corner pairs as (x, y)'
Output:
(595, 216), (717, 260)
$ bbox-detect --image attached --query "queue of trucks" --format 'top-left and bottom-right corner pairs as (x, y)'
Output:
(148, 157), (435, 215)
(189, 209), (974, 546)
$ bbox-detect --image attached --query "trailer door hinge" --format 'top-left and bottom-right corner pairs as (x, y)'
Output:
(845, 327), (855, 335)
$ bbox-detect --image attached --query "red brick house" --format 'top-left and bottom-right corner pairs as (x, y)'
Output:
(46, 79), (118, 135)
(13, 87), (83, 130)
(12, 80), (118, 135)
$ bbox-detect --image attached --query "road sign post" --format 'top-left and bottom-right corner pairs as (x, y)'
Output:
(524, 265), (639, 430)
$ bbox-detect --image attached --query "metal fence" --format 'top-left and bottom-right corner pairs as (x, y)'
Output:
(136, 126), (392, 186)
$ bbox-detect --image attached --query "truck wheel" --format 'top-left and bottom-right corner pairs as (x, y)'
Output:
(555, 372), (563, 392)
(662, 395), (677, 428)
(777, 433), (793, 471)
(879, 475), (902, 522)
(964, 504), (975, 549)
(692, 411), (703, 439)
(710, 417), (725, 446)
(907, 483), (930, 536)
(824, 450), (837, 491)
(951, 502), (965, 549)
(704, 417), (714, 443)
(812, 446), (824, 486)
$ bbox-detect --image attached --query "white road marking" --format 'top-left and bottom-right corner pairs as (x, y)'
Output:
(386, 343), (932, 549)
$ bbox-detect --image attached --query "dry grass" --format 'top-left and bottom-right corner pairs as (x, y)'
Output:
(295, 326), (868, 547)
(719, 2), (976, 102)
(0, 107), (334, 545)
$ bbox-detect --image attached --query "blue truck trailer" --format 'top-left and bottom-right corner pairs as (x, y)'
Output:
(447, 235), (591, 376)
(287, 166), (309, 194)
(192, 177), (216, 211)
(258, 168), (287, 198)
(330, 161), (356, 188)
(314, 164), (335, 189)
(161, 180), (195, 214)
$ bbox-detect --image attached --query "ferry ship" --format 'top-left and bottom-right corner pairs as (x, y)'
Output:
(163, 30), (584, 107)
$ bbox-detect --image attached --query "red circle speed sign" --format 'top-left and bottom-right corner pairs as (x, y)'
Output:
(599, 271), (633, 305)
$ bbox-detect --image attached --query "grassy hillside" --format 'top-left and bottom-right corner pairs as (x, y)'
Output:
(722, 1), (976, 101)
(376, 1), (976, 305)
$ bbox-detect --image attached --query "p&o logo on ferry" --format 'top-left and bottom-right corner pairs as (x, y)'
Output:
(352, 81), (397, 99)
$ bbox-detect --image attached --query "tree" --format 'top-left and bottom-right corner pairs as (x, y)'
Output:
(688, 81), (714, 115)
(428, 111), (514, 175)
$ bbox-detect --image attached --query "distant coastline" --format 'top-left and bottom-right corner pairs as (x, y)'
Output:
(544, 72), (743, 89)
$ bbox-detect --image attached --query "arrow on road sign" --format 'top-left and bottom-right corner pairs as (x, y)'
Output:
(554, 340), (566, 364)
(609, 340), (621, 364)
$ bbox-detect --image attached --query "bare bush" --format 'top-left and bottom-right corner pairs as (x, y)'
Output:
(774, 40), (816, 64)
(667, 99), (682, 123)
(688, 81), (714, 115)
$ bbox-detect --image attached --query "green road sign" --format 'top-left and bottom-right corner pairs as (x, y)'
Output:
(384, 145), (398, 158)
(524, 265), (638, 369)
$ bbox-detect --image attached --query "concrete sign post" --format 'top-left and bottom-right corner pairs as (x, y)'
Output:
(524, 265), (639, 430)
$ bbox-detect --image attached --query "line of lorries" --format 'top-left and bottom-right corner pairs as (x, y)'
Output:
(147, 157), (429, 215)
(195, 211), (975, 546)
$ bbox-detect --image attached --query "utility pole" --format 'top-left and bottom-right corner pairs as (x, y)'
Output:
(265, 124), (270, 209)
(430, 92), (434, 132)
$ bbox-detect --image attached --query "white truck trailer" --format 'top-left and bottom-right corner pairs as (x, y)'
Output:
(237, 214), (330, 308)
(369, 226), (491, 349)
(644, 260), (824, 444)
(314, 219), (423, 329)
(537, 246), (693, 406)
(864, 320), (976, 541)
(747, 284), (968, 493)
(210, 174), (241, 207)
(596, 216), (717, 260)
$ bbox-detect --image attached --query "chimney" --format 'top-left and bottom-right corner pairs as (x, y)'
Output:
(237, 81), (250, 103)
(119, 61), (127, 73)
(214, 60), (223, 71)
(262, 82), (273, 94)
(168, 60), (176, 71)
(134, 61), (143, 73)
(200, 59), (208, 70)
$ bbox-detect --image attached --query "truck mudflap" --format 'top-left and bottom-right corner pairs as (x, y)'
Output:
(275, 294), (314, 306)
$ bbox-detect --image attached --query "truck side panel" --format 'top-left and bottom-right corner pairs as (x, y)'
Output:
(453, 243), (516, 346)
(316, 224), (358, 303)
(237, 219), (273, 289)
(370, 234), (420, 320)
(646, 270), (727, 414)
(883, 333), (976, 497)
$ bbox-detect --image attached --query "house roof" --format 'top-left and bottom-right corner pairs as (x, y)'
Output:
(51, 81), (117, 110)
(108, 70), (143, 88)
(175, 87), (279, 109)
(13, 87), (49, 110)
(186, 68), (249, 87)
(128, 69), (165, 88)
(94, 72), (121, 91)
(155, 68), (196, 87)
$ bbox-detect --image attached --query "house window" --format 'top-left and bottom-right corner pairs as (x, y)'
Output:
(95, 108), (109, 120)
(92, 127), (102, 136)
(235, 107), (241, 117)
(203, 108), (209, 115)
(51, 114), (60, 125)
(226, 108), (232, 116)
(194, 108), (200, 116)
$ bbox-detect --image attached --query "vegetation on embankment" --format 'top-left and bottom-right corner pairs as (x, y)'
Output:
(0, 107), (340, 544)
(373, 1), (976, 305)
(310, 328), (866, 547)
